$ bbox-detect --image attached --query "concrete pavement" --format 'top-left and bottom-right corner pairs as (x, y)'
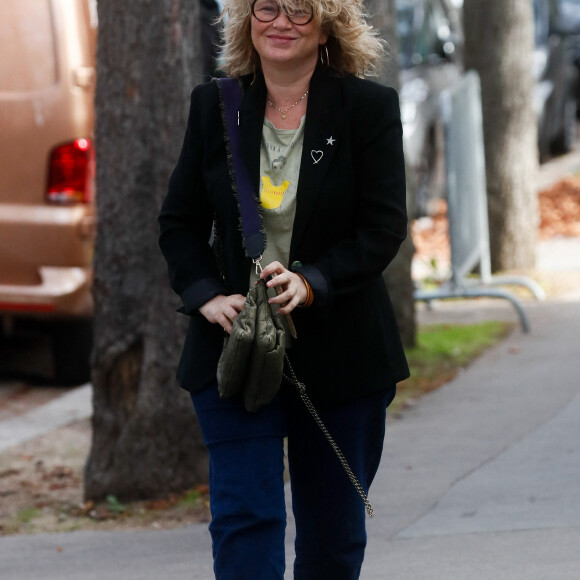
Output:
(0, 384), (91, 452)
(1, 285), (579, 578)
(365, 289), (580, 579)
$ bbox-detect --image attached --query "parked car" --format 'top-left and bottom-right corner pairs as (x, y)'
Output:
(397, 0), (463, 217)
(0, 0), (97, 383)
(533, 0), (578, 159)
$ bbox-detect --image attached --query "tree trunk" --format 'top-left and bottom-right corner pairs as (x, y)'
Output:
(464, 0), (539, 271)
(85, 1), (208, 501)
(368, 0), (417, 348)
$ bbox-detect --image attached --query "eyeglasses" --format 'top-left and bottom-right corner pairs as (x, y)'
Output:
(251, 0), (314, 26)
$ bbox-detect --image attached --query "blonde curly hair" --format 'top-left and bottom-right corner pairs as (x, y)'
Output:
(220, 0), (386, 77)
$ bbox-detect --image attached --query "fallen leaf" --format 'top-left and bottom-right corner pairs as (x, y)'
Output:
(0, 469), (20, 479)
(81, 501), (95, 515)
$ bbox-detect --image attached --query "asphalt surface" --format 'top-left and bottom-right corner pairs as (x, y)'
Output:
(1, 150), (580, 578)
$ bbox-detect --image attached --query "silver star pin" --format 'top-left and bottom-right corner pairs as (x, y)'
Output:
(327, 136), (336, 146)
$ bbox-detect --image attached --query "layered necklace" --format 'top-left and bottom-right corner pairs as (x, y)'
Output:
(267, 90), (309, 119)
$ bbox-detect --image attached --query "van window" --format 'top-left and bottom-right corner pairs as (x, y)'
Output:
(0, 0), (57, 92)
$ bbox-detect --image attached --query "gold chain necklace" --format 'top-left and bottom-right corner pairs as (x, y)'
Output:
(267, 91), (309, 119)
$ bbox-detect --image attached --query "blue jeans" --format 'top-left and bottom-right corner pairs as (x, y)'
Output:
(191, 385), (390, 580)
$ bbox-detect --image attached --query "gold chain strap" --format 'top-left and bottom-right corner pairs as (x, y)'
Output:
(283, 354), (374, 518)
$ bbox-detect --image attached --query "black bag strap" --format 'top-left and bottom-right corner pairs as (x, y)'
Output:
(283, 356), (374, 517)
(216, 77), (266, 261)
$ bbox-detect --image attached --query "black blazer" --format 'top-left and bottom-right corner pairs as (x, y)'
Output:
(159, 66), (409, 406)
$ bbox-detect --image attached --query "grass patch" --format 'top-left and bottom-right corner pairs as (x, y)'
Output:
(178, 489), (202, 507)
(17, 508), (41, 524)
(392, 321), (513, 415)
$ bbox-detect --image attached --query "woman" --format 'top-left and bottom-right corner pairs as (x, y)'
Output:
(158, 0), (409, 577)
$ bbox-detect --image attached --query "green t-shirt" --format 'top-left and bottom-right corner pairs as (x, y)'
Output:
(249, 115), (306, 288)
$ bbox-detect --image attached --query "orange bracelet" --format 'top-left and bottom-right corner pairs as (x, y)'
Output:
(296, 273), (313, 308)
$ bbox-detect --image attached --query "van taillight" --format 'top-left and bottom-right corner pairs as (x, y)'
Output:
(46, 139), (94, 204)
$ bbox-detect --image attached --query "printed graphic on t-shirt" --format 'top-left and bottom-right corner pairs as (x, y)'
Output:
(261, 176), (290, 209)
(272, 156), (286, 171)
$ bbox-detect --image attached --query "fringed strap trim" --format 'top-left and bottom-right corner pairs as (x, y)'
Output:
(215, 77), (266, 260)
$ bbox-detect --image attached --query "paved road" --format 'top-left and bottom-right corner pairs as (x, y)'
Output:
(1, 287), (579, 579)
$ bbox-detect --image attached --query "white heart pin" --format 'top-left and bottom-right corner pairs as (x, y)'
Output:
(311, 150), (324, 164)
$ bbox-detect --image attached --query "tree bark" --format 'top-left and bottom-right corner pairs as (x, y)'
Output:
(368, 0), (417, 348)
(464, 0), (539, 271)
(85, 1), (208, 501)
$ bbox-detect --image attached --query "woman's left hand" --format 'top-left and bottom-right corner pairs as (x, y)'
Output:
(260, 261), (308, 315)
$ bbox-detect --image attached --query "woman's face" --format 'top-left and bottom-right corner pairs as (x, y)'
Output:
(250, 1), (327, 70)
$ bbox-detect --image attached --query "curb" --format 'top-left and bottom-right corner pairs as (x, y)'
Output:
(0, 384), (92, 453)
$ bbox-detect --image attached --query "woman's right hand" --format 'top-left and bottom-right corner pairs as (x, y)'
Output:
(199, 294), (246, 334)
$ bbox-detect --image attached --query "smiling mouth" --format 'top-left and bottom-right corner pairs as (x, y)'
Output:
(267, 35), (297, 42)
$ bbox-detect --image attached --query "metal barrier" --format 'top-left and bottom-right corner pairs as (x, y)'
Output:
(414, 71), (544, 333)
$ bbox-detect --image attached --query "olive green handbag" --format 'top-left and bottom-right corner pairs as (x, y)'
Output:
(217, 279), (285, 413)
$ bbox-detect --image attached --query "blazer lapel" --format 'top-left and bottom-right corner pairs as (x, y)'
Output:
(291, 69), (346, 255)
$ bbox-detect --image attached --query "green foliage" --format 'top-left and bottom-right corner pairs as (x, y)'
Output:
(178, 489), (201, 507)
(17, 508), (40, 524)
(106, 495), (126, 514)
(410, 321), (509, 366)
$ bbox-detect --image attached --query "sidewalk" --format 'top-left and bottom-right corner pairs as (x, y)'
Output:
(366, 288), (580, 579)
(1, 287), (579, 578)
(0, 384), (91, 452)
